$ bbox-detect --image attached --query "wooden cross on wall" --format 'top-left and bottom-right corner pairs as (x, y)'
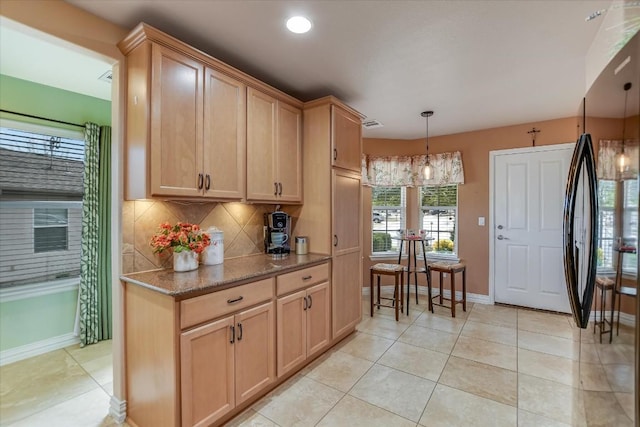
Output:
(527, 127), (541, 146)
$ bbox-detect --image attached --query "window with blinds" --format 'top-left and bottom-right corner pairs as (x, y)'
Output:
(420, 185), (458, 256)
(372, 187), (406, 254)
(597, 179), (638, 276)
(0, 124), (85, 288)
(598, 180), (616, 270)
(622, 179), (638, 274)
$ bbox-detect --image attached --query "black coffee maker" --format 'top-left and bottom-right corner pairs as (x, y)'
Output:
(264, 211), (291, 256)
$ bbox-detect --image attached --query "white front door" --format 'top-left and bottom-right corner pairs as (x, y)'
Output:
(491, 144), (575, 313)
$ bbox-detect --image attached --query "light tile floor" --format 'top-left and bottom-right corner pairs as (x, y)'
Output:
(0, 295), (635, 426)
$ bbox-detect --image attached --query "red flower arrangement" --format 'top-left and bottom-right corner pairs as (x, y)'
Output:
(150, 222), (211, 254)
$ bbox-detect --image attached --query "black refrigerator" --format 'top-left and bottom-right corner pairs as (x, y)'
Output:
(563, 29), (639, 425)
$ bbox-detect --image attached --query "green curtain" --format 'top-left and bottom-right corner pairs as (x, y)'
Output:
(79, 123), (112, 346)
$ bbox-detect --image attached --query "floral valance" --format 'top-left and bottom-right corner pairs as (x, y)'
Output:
(598, 139), (639, 181)
(362, 151), (464, 187)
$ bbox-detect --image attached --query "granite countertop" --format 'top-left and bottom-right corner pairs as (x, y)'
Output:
(120, 253), (331, 297)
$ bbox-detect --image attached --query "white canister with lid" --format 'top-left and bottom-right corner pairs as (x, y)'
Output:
(295, 236), (309, 255)
(202, 227), (224, 265)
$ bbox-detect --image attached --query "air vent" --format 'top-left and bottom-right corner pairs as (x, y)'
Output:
(362, 119), (383, 129)
(98, 70), (112, 84)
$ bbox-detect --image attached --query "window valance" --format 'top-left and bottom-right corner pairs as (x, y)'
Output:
(597, 139), (639, 181)
(362, 151), (465, 187)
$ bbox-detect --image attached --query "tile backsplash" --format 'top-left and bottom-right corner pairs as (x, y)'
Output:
(122, 200), (301, 274)
(122, 200), (298, 274)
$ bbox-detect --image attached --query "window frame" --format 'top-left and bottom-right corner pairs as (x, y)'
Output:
(597, 179), (617, 273)
(621, 179), (638, 276)
(0, 119), (84, 291)
(371, 186), (406, 257)
(418, 184), (459, 261)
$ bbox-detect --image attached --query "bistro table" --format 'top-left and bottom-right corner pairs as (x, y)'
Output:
(392, 236), (434, 315)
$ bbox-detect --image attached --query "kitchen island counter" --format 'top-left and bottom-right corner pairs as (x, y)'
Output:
(120, 253), (330, 298)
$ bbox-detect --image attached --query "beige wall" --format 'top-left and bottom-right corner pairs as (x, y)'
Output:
(0, 0), (126, 61)
(362, 116), (628, 301)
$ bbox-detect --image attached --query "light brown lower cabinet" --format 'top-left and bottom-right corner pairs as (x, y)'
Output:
(124, 261), (356, 427)
(180, 301), (275, 427)
(276, 281), (330, 377)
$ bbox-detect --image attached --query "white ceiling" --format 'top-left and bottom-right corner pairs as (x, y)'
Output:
(1, 1), (628, 139)
(0, 17), (114, 101)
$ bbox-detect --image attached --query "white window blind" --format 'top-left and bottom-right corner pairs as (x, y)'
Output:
(597, 180), (616, 270)
(622, 179), (638, 274)
(372, 187), (406, 254)
(420, 185), (458, 256)
(0, 125), (84, 288)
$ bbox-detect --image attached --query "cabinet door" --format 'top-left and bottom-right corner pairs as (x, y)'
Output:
(276, 290), (307, 377)
(332, 251), (362, 339)
(332, 169), (362, 255)
(150, 44), (204, 197)
(181, 316), (235, 427)
(247, 87), (277, 201)
(203, 68), (246, 199)
(331, 105), (362, 172)
(306, 281), (331, 358)
(235, 301), (275, 405)
(276, 102), (302, 202)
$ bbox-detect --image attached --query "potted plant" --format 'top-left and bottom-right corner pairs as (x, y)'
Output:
(150, 222), (211, 272)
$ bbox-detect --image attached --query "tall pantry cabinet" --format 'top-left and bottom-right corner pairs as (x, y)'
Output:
(297, 97), (364, 340)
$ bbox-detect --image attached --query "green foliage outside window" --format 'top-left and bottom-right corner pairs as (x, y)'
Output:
(373, 232), (392, 252)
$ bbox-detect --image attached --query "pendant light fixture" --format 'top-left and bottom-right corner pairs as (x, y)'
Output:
(617, 82), (632, 174)
(421, 110), (434, 180)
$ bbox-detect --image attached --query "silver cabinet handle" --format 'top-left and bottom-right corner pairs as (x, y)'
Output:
(307, 295), (312, 309)
(278, 182), (283, 196)
(237, 323), (243, 341)
(230, 325), (235, 344)
(333, 148), (337, 161)
(274, 182), (278, 196)
(227, 296), (243, 304)
(303, 296), (308, 311)
(302, 275), (312, 280)
(333, 235), (338, 247)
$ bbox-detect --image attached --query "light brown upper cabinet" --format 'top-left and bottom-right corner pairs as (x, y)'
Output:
(332, 105), (362, 172)
(119, 23), (302, 201)
(123, 42), (246, 200)
(247, 87), (302, 203)
(203, 68), (246, 200)
(149, 44), (204, 198)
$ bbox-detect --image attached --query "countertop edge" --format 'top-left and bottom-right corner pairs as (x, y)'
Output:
(120, 254), (332, 298)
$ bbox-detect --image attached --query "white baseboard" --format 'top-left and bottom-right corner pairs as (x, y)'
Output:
(109, 395), (127, 424)
(0, 332), (79, 366)
(362, 285), (492, 305)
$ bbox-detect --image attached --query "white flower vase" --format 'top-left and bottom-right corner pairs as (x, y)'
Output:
(173, 250), (199, 272)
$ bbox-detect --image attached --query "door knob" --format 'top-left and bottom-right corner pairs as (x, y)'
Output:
(497, 225), (503, 230)
(497, 235), (509, 240)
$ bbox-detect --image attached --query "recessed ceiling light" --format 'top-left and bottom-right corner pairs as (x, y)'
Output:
(286, 16), (312, 34)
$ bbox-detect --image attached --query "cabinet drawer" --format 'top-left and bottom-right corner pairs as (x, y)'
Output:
(277, 263), (329, 296)
(181, 278), (274, 329)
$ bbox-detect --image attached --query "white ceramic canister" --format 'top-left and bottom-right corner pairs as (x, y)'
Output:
(202, 227), (224, 265)
(295, 236), (309, 255)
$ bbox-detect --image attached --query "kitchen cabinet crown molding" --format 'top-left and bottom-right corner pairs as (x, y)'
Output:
(118, 22), (303, 109)
(303, 95), (365, 119)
